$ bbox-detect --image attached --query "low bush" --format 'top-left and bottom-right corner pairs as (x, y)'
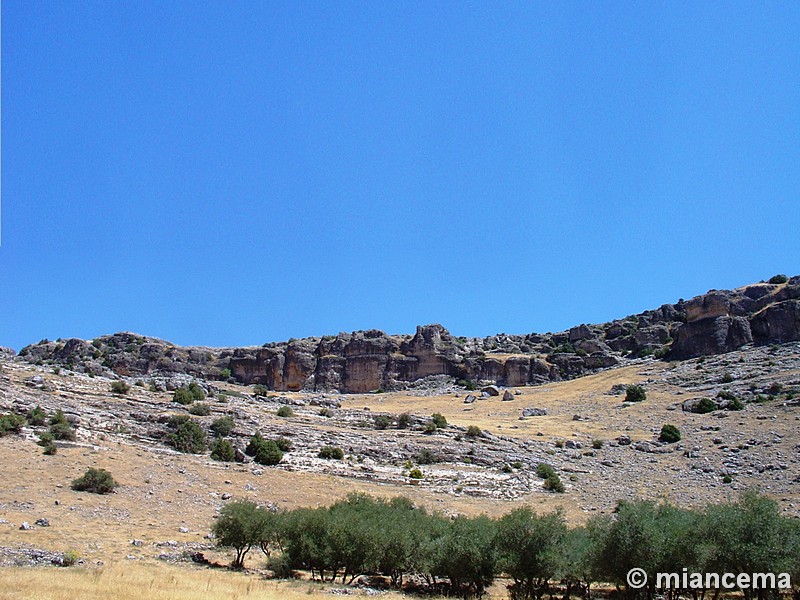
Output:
(416, 448), (437, 465)
(769, 274), (789, 284)
(397, 413), (411, 429)
(210, 416), (235, 437)
(188, 402), (211, 416)
(246, 433), (283, 465)
(318, 445), (344, 460)
(173, 382), (206, 405)
(48, 410), (76, 441)
(276, 406), (294, 418)
(431, 413), (447, 429)
(536, 463), (556, 479)
(659, 424), (681, 443)
(252, 384), (269, 397)
(592, 439), (604, 449)
(0, 412), (26, 436)
(696, 397), (718, 414)
(543, 474), (565, 493)
(168, 418), (206, 453)
(210, 438), (236, 462)
(27, 405), (48, 426)
(408, 468), (423, 479)
(625, 385), (646, 402)
(374, 415), (391, 430)
(61, 550), (80, 567)
(466, 425), (482, 438)
(110, 380), (130, 395)
(71, 467), (117, 494)
(274, 437), (293, 452)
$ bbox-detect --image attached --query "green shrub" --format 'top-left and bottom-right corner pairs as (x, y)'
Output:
(592, 439), (604, 449)
(276, 406), (294, 418)
(210, 416), (235, 437)
(245, 433), (283, 465)
(210, 438), (236, 462)
(188, 402), (211, 416)
(0, 413), (26, 436)
(554, 439), (564, 449)
(274, 437), (293, 452)
(722, 475), (733, 484)
(768, 274), (788, 284)
(318, 445), (344, 460)
(173, 383), (206, 405)
(110, 380), (130, 395)
(397, 413), (411, 429)
(26, 405), (48, 426)
(458, 379), (478, 391)
(466, 425), (482, 438)
(220, 368), (232, 380)
(61, 550), (80, 567)
(71, 467), (118, 494)
(536, 463), (557, 479)
(423, 421), (437, 434)
(696, 397), (718, 414)
(767, 382), (783, 396)
(721, 372), (734, 384)
(728, 397), (745, 411)
(543, 474), (565, 493)
(168, 418), (207, 453)
(374, 415), (391, 430)
(408, 468), (423, 479)
(659, 424), (681, 443)
(416, 448), (437, 465)
(37, 431), (57, 455)
(49, 414), (76, 441)
(431, 413), (447, 429)
(625, 385), (646, 402)
(253, 384), (269, 397)
(319, 408), (333, 418)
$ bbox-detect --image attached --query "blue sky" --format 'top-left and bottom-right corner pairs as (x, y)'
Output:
(2, 2), (799, 351)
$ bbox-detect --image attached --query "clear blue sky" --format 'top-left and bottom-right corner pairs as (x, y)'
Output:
(2, 2), (799, 351)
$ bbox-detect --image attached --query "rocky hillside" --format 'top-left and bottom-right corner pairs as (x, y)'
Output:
(15, 276), (800, 393)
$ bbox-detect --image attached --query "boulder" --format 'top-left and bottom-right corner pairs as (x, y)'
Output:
(502, 390), (514, 401)
(481, 385), (500, 397)
(521, 407), (547, 417)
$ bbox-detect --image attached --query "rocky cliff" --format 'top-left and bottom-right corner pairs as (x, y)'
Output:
(17, 276), (800, 392)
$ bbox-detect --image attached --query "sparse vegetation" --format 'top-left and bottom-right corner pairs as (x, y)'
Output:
(0, 412), (26, 436)
(408, 468), (423, 479)
(26, 405), (47, 426)
(71, 467), (118, 494)
(48, 410), (76, 441)
(373, 415), (391, 430)
(695, 397), (718, 414)
(769, 274), (789, 284)
(397, 412), (411, 429)
(245, 433), (283, 466)
(430, 412), (447, 429)
(466, 425), (482, 438)
(110, 380), (130, 395)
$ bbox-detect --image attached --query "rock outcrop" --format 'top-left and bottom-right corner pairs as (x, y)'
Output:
(16, 275), (800, 392)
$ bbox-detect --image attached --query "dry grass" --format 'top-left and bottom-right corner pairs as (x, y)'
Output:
(0, 561), (407, 600)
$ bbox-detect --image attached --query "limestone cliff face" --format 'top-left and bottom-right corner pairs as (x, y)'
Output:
(17, 276), (800, 392)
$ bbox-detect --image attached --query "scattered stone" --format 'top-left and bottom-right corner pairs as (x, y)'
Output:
(617, 435), (632, 446)
(482, 385), (500, 397)
(521, 407), (547, 417)
(19, 522), (32, 531)
(34, 519), (49, 527)
(502, 390), (514, 402)
(464, 394), (477, 404)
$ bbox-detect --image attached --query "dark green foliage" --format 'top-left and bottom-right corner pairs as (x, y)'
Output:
(188, 402), (211, 416)
(466, 425), (482, 438)
(728, 396), (745, 411)
(768, 382), (783, 395)
(592, 439), (604, 449)
(535, 463), (556, 479)
(318, 445), (344, 460)
(422, 421), (437, 434)
(253, 384), (269, 397)
(458, 379), (478, 391)
(212, 500), (278, 569)
(71, 467), (117, 494)
(696, 397), (718, 414)
(373, 415), (391, 430)
(210, 416), (235, 437)
(659, 423), (681, 443)
(625, 385), (646, 402)
(168, 418), (206, 453)
(110, 380), (130, 395)
(768, 274), (789, 284)
(430, 412), (447, 428)
(0, 412), (26, 436)
(210, 438), (236, 462)
(543, 475), (565, 493)
(37, 431), (57, 455)
(206, 491), (800, 596)
(219, 368), (232, 380)
(721, 372), (734, 384)
(397, 413), (411, 429)
(497, 508), (566, 599)
(26, 405), (48, 426)
(173, 382), (206, 405)
(274, 436), (293, 452)
(416, 448), (437, 465)
(276, 406), (294, 418)
(48, 410), (76, 441)
(246, 433), (283, 465)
